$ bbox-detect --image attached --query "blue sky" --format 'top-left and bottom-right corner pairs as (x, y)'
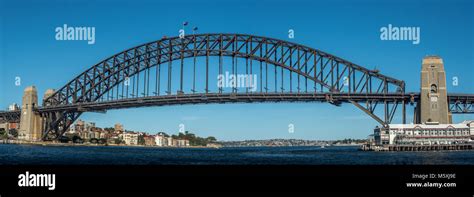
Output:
(0, 0), (473, 140)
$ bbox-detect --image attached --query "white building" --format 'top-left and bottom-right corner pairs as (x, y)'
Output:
(85, 122), (96, 132)
(123, 132), (139, 145)
(176, 139), (190, 147)
(462, 120), (474, 133)
(99, 131), (107, 139)
(167, 137), (175, 146)
(67, 125), (76, 134)
(155, 135), (167, 146)
(374, 121), (473, 145)
(8, 103), (19, 111)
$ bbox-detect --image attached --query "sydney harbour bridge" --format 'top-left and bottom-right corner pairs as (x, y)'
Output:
(0, 33), (473, 140)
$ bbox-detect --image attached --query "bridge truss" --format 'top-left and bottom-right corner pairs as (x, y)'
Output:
(7, 33), (471, 140)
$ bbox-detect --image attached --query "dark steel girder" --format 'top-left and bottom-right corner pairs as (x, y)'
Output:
(0, 93), (473, 128)
(39, 93), (412, 112)
(36, 93), (474, 114)
(0, 110), (21, 123)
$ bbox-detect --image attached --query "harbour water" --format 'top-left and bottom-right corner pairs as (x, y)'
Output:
(1, 144), (474, 165)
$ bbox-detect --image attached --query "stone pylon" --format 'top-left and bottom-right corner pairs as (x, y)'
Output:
(416, 56), (451, 124)
(19, 86), (43, 141)
(43, 89), (55, 106)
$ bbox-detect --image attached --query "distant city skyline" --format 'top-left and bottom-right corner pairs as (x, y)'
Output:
(1, 0), (473, 140)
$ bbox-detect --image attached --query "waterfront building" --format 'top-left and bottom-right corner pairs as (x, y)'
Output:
(0, 122), (19, 131)
(114, 123), (124, 133)
(108, 135), (122, 144)
(176, 139), (190, 147)
(85, 122), (96, 133)
(99, 131), (107, 139)
(79, 131), (88, 140)
(67, 125), (76, 134)
(167, 137), (177, 146)
(87, 132), (94, 139)
(8, 103), (19, 111)
(10, 122), (19, 130)
(462, 120), (474, 132)
(66, 119), (101, 140)
(75, 119), (85, 132)
(144, 135), (156, 146)
(123, 132), (139, 145)
(374, 121), (473, 145)
(155, 134), (167, 146)
(0, 123), (9, 132)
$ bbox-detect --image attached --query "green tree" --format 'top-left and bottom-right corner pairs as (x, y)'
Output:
(138, 135), (145, 145)
(104, 127), (114, 132)
(0, 128), (6, 140)
(168, 131), (218, 146)
(72, 135), (83, 143)
(113, 138), (123, 144)
(206, 136), (217, 143)
(9, 129), (18, 138)
(186, 132), (196, 140)
(178, 132), (185, 139)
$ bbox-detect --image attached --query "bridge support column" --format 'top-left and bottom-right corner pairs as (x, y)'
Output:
(40, 89), (56, 140)
(402, 100), (406, 124)
(19, 86), (43, 142)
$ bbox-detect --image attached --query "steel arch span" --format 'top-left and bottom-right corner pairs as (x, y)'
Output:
(40, 33), (406, 140)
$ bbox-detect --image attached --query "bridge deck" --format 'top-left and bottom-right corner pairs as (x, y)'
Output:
(37, 92), (413, 112)
(0, 93), (472, 123)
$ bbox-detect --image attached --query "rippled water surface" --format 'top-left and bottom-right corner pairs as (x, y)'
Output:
(1, 144), (473, 165)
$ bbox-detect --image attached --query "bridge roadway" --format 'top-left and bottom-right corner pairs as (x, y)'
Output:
(1, 92), (472, 123)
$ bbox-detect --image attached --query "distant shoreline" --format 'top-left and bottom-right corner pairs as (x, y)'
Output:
(0, 139), (215, 148)
(0, 139), (361, 148)
(220, 144), (362, 147)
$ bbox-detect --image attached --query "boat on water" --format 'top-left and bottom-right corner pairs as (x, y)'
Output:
(321, 143), (330, 148)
